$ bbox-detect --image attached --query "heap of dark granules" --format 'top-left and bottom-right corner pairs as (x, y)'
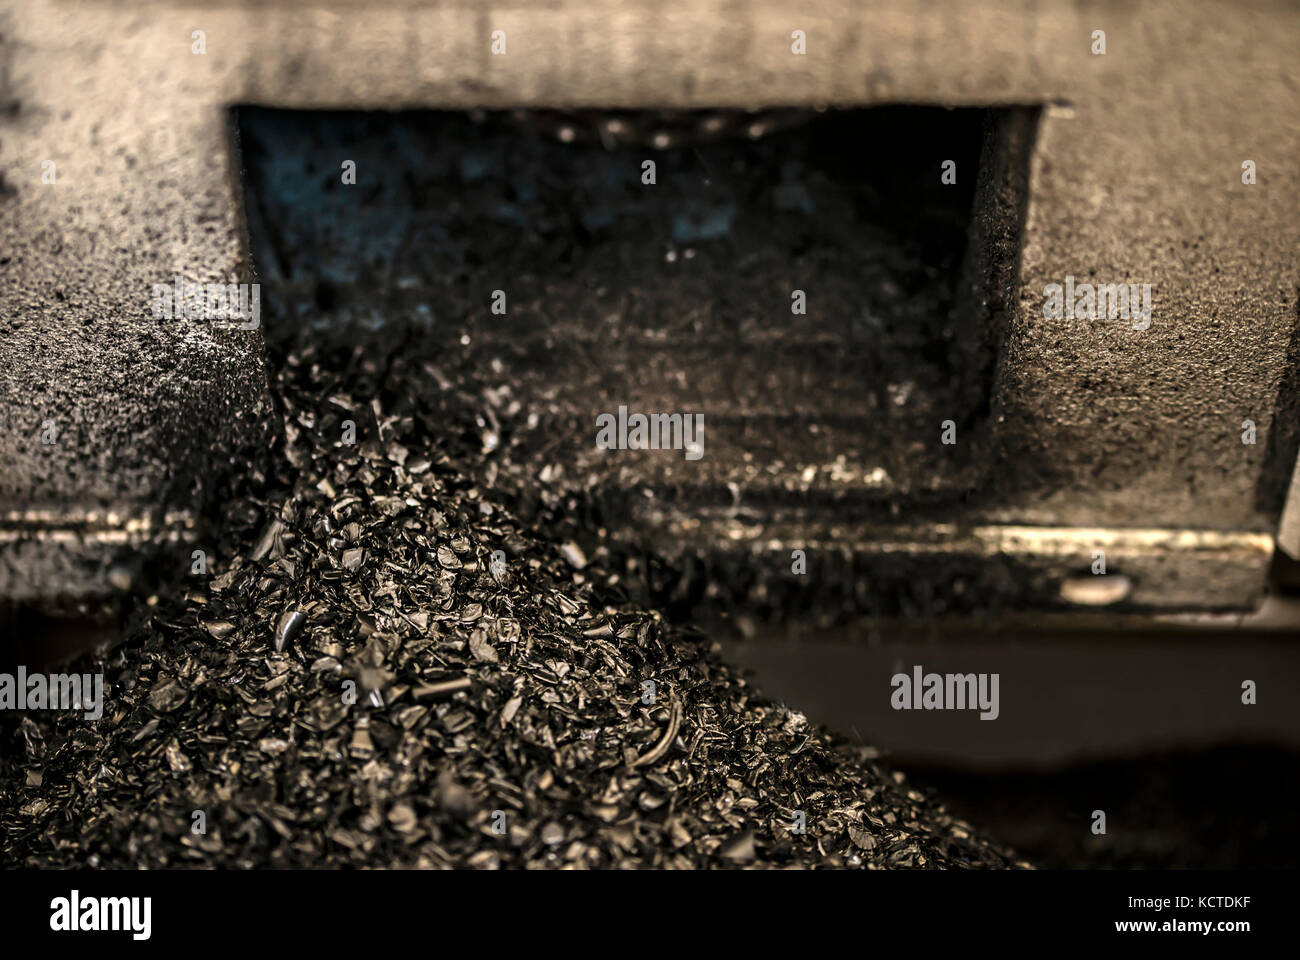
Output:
(0, 330), (1026, 869)
(0, 110), (1029, 868)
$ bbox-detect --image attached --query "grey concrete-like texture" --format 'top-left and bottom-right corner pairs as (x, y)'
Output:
(1, 0), (1298, 615)
(0, 6), (274, 605)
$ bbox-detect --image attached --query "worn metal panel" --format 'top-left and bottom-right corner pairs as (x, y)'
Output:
(2, 0), (1297, 613)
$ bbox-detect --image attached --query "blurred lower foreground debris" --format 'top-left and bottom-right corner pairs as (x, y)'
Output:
(0, 329), (1026, 869)
(917, 746), (1300, 870)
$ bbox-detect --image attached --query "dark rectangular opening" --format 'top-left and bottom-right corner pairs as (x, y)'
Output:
(237, 107), (1032, 535)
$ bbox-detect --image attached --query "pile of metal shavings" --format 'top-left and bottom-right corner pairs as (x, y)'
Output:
(0, 328), (1026, 869)
(2, 108), (1026, 869)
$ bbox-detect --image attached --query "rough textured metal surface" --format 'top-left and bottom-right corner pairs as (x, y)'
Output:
(0, 8), (274, 605)
(3, 0), (1298, 614)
